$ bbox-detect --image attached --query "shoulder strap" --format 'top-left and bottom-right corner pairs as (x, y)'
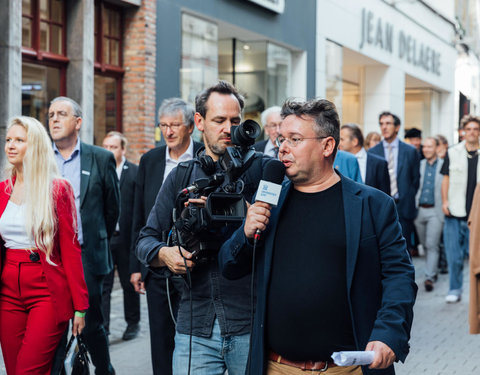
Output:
(174, 160), (195, 193)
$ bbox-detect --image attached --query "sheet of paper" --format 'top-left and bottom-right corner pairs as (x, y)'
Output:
(331, 351), (375, 366)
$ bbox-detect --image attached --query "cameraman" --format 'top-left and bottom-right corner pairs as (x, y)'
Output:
(136, 81), (268, 375)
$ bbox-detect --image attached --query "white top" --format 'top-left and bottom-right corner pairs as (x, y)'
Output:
(116, 157), (126, 180)
(0, 201), (35, 249)
(354, 147), (368, 183)
(163, 137), (195, 183)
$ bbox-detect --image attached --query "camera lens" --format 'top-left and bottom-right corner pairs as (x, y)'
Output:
(231, 120), (261, 147)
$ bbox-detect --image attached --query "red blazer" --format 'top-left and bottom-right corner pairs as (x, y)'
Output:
(0, 178), (89, 324)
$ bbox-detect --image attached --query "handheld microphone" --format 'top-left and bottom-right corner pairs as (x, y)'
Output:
(180, 174), (224, 195)
(254, 159), (286, 241)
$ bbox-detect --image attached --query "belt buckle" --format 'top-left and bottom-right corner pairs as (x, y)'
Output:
(304, 360), (328, 372)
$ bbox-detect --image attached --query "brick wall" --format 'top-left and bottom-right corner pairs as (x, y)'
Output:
(122, 0), (156, 163)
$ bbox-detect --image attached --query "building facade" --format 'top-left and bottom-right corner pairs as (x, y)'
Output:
(316, 0), (459, 142)
(154, 0), (316, 142)
(1, 0), (155, 164)
(0, 0), (316, 163)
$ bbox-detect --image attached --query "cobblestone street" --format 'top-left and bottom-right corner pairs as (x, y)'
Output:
(1, 256), (480, 374)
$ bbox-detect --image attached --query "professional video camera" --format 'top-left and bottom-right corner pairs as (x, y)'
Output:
(170, 119), (261, 262)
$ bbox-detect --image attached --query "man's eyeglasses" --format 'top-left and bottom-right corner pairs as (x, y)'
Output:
(275, 135), (327, 148)
(159, 123), (184, 130)
(265, 122), (282, 130)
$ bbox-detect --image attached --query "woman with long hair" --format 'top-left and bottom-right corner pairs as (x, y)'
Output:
(0, 116), (89, 374)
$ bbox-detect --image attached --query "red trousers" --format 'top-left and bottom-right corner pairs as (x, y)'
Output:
(0, 249), (68, 374)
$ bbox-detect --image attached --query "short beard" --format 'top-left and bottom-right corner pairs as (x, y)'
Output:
(205, 139), (226, 157)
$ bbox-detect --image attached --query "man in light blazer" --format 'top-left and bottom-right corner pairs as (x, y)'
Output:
(49, 96), (120, 375)
(414, 137), (444, 292)
(340, 123), (390, 194)
(369, 111), (420, 254)
(219, 98), (416, 375)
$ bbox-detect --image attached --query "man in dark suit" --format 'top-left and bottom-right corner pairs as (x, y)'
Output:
(253, 106), (282, 158)
(340, 123), (390, 194)
(101, 131), (140, 341)
(130, 98), (201, 375)
(219, 98), (417, 375)
(368, 112), (420, 254)
(49, 97), (120, 374)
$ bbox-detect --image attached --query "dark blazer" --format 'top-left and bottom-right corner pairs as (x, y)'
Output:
(219, 176), (417, 375)
(365, 152), (391, 195)
(130, 142), (202, 278)
(368, 140), (420, 220)
(118, 160), (138, 250)
(253, 140), (268, 153)
(80, 142), (120, 276)
(0, 179), (89, 324)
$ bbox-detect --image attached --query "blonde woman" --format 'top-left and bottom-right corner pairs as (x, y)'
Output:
(0, 116), (89, 374)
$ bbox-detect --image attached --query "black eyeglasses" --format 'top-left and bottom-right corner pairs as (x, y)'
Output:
(275, 135), (327, 148)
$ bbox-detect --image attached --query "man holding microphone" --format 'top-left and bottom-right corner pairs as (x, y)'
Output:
(219, 98), (417, 375)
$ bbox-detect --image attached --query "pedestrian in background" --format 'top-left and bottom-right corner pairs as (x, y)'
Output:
(102, 131), (140, 341)
(0, 116), (89, 374)
(130, 98), (201, 375)
(254, 106), (282, 158)
(414, 137), (444, 292)
(441, 115), (480, 303)
(365, 131), (381, 150)
(339, 123), (390, 194)
(436, 134), (449, 159)
(369, 112), (420, 257)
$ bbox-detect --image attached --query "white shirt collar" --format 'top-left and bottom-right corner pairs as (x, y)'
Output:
(165, 137), (194, 163)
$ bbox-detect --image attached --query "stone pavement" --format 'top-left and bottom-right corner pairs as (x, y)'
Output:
(396, 255), (480, 375)
(2, 256), (480, 374)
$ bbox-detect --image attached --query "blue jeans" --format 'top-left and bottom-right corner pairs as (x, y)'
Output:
(172, 318), (250, 375)
(443, 217), (469, 295)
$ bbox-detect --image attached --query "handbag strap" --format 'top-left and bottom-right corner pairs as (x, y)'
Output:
(76, 334), (91, 363)
(63, 334), (77, 361)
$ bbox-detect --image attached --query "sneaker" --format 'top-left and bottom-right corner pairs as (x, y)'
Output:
(445, 294), (461, 303)
(424, 279), (434, 292)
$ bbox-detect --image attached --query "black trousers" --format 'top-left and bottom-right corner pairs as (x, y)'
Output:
(145, 272), (181, 375)
(102, 235), (140, 332)
(51, 271), (114, 375)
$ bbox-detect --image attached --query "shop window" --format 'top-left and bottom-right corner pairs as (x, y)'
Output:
(94, 76), (120, 145)
(21, 0), (66, 120)
(405, 88), (433, 133)
(219, 39), (292, 131)
(22, 63), (62, 124)
(94, 2), (124, 144)
(325, 40), (343, 118)
(22, 0), (66, 58)
(181, 14), (218, 104)
(342, 81), (361, 125)
(95, 2), (123, 69)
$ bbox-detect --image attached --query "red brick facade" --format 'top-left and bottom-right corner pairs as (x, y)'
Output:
(122, 0), (156, 163)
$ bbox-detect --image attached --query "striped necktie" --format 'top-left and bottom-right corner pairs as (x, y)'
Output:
(388, 144), (398, 197)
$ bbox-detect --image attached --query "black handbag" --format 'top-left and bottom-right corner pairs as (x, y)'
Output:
(63, 334), (91, 375)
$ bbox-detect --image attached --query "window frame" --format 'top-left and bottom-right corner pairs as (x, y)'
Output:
(22, 0), (69, 64)
(94, 1), (125, 133)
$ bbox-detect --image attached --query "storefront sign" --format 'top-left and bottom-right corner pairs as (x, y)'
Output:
(359, 8), (441, 76)
(246, 0), (285, 14)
